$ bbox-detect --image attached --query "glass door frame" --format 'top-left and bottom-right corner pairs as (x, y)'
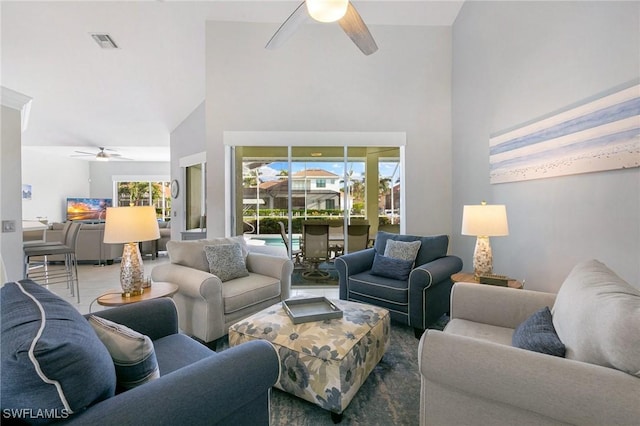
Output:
(224, 131), (406, 258)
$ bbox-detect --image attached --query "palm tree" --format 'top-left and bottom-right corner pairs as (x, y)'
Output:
(378, 177), (392, 197)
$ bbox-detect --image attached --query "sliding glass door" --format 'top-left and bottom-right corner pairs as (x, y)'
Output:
(232, 144), (401, 257)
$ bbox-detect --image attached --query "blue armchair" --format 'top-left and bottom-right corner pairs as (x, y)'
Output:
(1, 280), (279, 425)
(335, 232), (462, 337)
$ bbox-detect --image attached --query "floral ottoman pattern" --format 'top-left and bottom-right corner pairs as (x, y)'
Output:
(229, 298), (390, 414)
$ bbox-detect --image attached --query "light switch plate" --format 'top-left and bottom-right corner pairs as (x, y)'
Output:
(2, 220), (16, 233)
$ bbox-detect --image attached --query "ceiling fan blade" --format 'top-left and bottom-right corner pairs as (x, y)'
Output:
(73, 151), (94, 156)
(266, 1), (310, 50)
(338, 2), (378, 56)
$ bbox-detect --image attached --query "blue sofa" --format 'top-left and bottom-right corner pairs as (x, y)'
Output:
(1, 280), (279, 425)
(336, 232), (463, 336)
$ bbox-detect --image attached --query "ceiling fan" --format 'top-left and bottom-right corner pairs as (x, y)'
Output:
(72, 147), (132, 161)
(266, 0), (378, 56)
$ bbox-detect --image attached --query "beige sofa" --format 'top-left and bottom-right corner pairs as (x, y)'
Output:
(419, 259), (640, 425)
(46, 222), (168, 263)
(151, 237), (293, 343)
(46, 223), (123, 263)
(140, 221), (171, 258)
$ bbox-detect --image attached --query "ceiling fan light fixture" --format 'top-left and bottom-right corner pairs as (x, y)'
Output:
(96, 151), (109, 161)
(306, 0), (349, 23)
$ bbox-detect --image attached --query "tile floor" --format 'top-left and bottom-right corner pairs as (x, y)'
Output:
(46, 254), (338, 315)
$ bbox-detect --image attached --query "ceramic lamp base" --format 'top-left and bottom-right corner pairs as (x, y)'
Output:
(473, 236), (493, 278)
(120, 242), (144, 296)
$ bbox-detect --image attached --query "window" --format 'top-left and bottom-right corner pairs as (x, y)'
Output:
(115, 181), (171, 220)
(316, 179), (326, 188)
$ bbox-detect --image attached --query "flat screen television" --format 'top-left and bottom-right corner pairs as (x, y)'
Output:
(66, 198), (112, 222)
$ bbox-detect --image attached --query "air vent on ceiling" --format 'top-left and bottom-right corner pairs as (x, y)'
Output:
(90, 33), (118, 49)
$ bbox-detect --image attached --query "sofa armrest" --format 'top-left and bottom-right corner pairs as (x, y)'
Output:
(419, 330), (640, 425)
(246, 252), (292, 279)
(410, 255), (462, 290)
(450, 282), (557, 328)
(246, 252), (293, 300)
(335, 248), (376, 300)
(335, 248), (375, 275)
(151, 263), (223, 300)
(67, 340), (279, 425)
(86, 298), (178, 340)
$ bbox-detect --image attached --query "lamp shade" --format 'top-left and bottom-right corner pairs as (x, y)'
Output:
(461, 204), (509, 237)
(306, 0), (349, 23)
(103, 206), (160, 243)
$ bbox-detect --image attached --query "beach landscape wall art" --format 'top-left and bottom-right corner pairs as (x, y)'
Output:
(489, 81), (640, 184)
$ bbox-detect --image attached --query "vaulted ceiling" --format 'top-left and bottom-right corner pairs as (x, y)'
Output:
(2, 1), (463, 161)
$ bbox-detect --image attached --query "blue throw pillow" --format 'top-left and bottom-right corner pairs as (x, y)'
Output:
(374, 232), (449, 266)
(370, 253), (413, 281)
(1, 280), (116, 424)
(512, 307), (566, 357)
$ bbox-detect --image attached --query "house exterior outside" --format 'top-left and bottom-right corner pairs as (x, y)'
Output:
(244, 169), (344, 211)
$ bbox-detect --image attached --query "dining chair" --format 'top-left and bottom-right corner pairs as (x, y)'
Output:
(301, 222), (330, 279)
(278, 221), (302, 265)
(332, 223), (371, 256)
(345, 224), (370, 253)
(23, 221), (82, 302)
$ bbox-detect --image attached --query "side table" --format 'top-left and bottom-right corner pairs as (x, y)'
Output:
(96, 282), (179, 307)
(451, 272), (523, 289)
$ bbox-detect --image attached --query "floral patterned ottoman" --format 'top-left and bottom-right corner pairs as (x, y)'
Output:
(228, 298), (390, 418)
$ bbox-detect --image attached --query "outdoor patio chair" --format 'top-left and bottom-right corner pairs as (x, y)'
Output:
(278, 221), (302, 265)
(301, 222), (330, 279)
(333, 224), (371, 257)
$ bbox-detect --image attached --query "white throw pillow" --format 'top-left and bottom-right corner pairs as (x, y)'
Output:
(384, 240), (422, 265)
(551, 259), (640, 377)
(88, 316), (160, 390)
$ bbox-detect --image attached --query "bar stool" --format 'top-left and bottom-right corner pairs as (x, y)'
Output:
(24, 221), (82, 302)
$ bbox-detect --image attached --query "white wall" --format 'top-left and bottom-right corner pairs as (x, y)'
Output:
(19, 153), (169, 223)
(1, 105), (25, 281)
(205, 22), (452, 238)
(89, 161), (170, 198)
(170, 101), (206, 241)
(22, 149), (89, 223)
(452, 1), (640, 290)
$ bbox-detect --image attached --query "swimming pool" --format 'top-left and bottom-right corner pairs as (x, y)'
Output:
(250, 235), (301, 250)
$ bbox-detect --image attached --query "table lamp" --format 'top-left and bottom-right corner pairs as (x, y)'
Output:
(103, 206), (160, 296)
(461, 202), (509, 278)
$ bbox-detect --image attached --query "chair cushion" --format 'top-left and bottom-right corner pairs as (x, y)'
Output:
(1, 280), (116, 419)
(222, 273), (282, 314)
(347, 272), (409, 306)
(384, 239), (421, 264)
(374, 232), (448, 266)
(153, 334), (215, 375)
(167, 240), (210, 272)
(88, 316), (160, 390)
(551, 259), (640, 377)
(371, 253), (413, 281)
(167, 236), (248, 272)
(512, 307), (565, 357)
(204, 243), (250, 282)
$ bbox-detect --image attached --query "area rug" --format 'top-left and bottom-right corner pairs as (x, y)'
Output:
(291, 261), (339, 288)
(217, 316), (448, 425)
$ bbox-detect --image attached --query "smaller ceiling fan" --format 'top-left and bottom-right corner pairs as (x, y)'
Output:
(266, 0), (378, 56)
(72, 147), (132, 161)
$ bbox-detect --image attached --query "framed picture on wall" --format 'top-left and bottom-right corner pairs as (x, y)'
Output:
(22, 184), (32, 200)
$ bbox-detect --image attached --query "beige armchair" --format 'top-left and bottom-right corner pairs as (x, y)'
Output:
(151, 237), (293, 343)
(418, 260), (640, 425)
